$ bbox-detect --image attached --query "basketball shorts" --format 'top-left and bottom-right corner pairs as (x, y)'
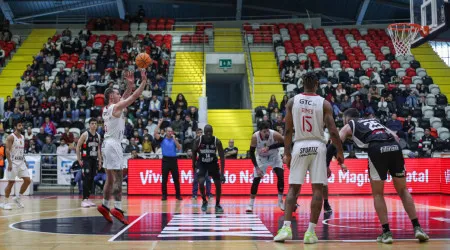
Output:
(7, 164), (30, 180)
(102, 139), (123, 170)
(254, 153), (283, 178)
(196, 162), (221, 180)
(289, 140), (327, 185)
(368, 141), (405, 181)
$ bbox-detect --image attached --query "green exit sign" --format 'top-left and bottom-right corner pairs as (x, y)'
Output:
(219, 59), (232, 68)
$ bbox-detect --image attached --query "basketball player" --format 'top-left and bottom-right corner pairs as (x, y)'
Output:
(192, 125), (226, 213)
(339, 108), (429, 243)
(0, 120), (31, 210)
(246, 121), (285, 213)
(76, 118), (102, 208)
(274, 72), (344, 243)
(97, 69), (147, 225)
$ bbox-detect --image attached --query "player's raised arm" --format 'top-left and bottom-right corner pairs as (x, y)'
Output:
(283, 98), (294, 168)
(113, 70), (147, 113)
(216, 138), (225, 183)
(121, 70), (135, 100)
(323, 100), (344, 165)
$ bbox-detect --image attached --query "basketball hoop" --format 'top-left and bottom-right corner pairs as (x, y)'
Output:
(387, 23), (430, 56)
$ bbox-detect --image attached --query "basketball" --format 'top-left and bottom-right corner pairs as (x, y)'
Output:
(135, 53), (152, 69)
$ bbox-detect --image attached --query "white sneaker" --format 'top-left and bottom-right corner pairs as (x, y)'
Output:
(13, 197), (24, 208)
(278, 200), (285, 211)
(0, 203), (4, 209)
(246, 204), (253, 213)
(3, 203), (12, 210)
(87, 200), (96, 207)
(81, 200), (90, 208)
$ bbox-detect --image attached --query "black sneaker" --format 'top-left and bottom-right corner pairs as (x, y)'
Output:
(208, 194), (214, 200)
(377, 231), (393, 244)
(161, 195), (167, 201)
(176, 196), (183, 201)
(414, 226), (429, 242)
(324, 202), (332, 213)
(215, 205), (224, 214)
(191, 195), (197, 200)
(201, 201), (208, 212)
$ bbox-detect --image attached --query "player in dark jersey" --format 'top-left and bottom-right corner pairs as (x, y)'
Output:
(76, 118), (102, 208)
(339, 108), (429, 244)
(192, 125), (226, 213)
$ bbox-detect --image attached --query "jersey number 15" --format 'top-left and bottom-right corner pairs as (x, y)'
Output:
(302, 116), (313, 132)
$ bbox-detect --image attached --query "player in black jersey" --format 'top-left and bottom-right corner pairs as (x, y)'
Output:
(339, 108), (429, 244)
(76, 118), (102, 208)
(192, 125), (226, 213)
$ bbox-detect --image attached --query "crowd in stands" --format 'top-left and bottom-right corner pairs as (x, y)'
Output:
(0, 26), (204, 163)
(0, 19), (18, 67)
(88, 6), (175, 31)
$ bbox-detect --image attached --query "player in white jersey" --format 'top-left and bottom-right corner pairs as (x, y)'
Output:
(246, 121), (285, 212)
(0, 120), (31, 210)
(274, 72), (345, 243)
(97, 69), (148, 225)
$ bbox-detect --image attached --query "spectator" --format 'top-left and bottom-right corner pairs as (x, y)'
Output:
(141, 135), (153, 153)
(41, 136), (56, 164)
(351, 95), (365, 115)
(61, 127), (74, 144)
(385, 113), (406, 141)
(402, 115), (415, 141)
(56, 138), (69, 155)
(135, 95), (149, 119)
(418, 128), (435, 158)
(149, 94), (161, 119)
(171, 114), (184, 139)
(405, 91), (418, 108)
(280, 95), (289, 114)
(12, 83), (24, 98)
(267, 95), (278, 114)
(125, 138), (140, 153)
(41, 117), (57, 136)
(340, 95), (352, 112)
(224, 139), (238, 159)
(174, 93), (187, 111)
(377, 96), (390, 117)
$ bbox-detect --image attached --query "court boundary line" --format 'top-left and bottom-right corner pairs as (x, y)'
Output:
(111, 238), (450, 242)
(108, 212), (149, 242)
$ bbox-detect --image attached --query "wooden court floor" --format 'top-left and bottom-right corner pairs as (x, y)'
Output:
(0, 194), (449, 250)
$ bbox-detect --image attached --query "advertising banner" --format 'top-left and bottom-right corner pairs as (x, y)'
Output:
(128, 159), (450, 195)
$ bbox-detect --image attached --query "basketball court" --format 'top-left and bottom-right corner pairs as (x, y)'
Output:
(1, 0), (450, 249)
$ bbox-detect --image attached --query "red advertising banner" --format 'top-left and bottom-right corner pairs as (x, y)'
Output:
(128, 159), (450, 195)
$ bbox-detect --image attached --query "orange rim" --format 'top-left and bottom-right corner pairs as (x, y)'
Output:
(387, 23), (430, 37)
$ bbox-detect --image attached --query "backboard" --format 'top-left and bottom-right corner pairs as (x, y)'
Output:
(410, 0), (450, 47)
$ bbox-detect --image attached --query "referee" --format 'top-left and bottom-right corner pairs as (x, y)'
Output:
(156, 119), (182, 201)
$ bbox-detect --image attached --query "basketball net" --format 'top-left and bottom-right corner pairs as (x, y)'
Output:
(387, 23), (429, 56)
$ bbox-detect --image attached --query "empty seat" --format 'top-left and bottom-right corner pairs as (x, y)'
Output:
(430, 117), (442, 129)
(426, 94), (437, 106)
(331, 60), (341, 69)
(414, 127), (424, 141)
(381, 46), (390, 55)
(396, 68), (406, 78)
(416, 68), (427, 77)
(371, 60), (381, 69)
(429, 84), (440, 95)
(401, 61), (411, 69)
(298, 53), (308, 61)
(381, 60), (391, 69)
(359, 76), (370, 86)
(361, 60), (370, 70)
(300, 34), (309, 41)
(345, 68), (355, 77)
(446, 106), (450, 119)
(437, 127), (450, 140)
(412, 76), (423, 85)
(422, 106), (434, 119)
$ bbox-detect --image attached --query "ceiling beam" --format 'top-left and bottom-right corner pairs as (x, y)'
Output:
(116, 0), (125, 19)
(356, 0), (371, 25)
(14, 0), (116, 21)
(0, 0), (14, 24)
(375, 0), (410, 10)
(236, 0), (243, 20)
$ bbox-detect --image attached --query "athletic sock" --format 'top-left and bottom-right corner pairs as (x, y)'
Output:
(114, 201), (122, 210)
(283, 221), (291, 227)
(307, 222), (316, 233)
(411, 218), (420, 228)
(278, 194), (283, 202)
(250, 198), (255, 206)
(382, 223), (390, 233)
(102, 199), (109, 208)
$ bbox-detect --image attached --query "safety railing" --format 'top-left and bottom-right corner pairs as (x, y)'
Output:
(429, 41), (450, 67)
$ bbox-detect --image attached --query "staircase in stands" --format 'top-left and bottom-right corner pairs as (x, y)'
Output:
(0, 29), (55, 99)
(412, 43), (450, 99)
(250, 52), (283, 108)
(171, 52), (204, 108)
(214, 28), (243, 52)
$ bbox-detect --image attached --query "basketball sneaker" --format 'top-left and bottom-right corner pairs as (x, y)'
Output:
(97, 204), (113, 223)
(3, 203), (12, 210)
(13, 196), (24, 208)
(201, 200), (208, 212)
(215, 205), (224, 214)
(87, 200), (96, 207)
(414, 226), (429, 242)
(377, 231), (393, 244)
(81, 200), (91, 208)
(273, 226), (292, 242)
(245, 204), (253, 213)
(323, 202), (332, 213)
(278, 200), (285, 211)
(303, 231), (318, 244)
(111, 208), (129, 225)
(191, 195), (197, 200)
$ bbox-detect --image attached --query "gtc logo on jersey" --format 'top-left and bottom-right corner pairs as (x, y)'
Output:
(298, 99), (313, 105)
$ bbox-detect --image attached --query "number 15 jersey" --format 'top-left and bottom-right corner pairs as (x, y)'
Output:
(349, 118), (394, 148)
(292, 93), (325, 143)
